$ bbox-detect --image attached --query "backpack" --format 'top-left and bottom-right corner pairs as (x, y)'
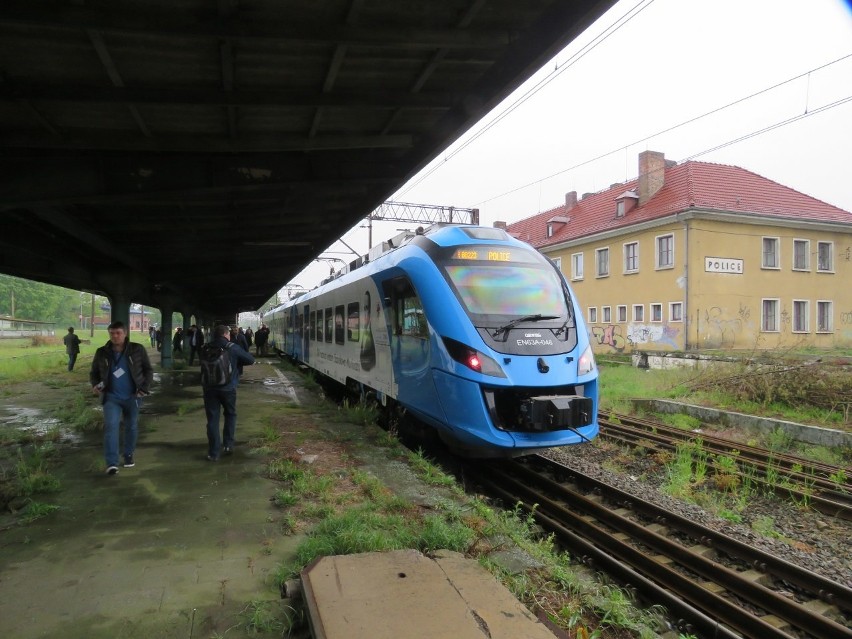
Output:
(200, 342), (234, 387)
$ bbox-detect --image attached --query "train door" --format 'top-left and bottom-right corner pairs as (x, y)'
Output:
(381, 276), (431, 401)
(302, 305), (311, 363)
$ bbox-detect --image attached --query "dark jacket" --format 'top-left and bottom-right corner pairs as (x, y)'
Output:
(64, 332), (81, 354)
(204, 336), (255, 392)
(89, 340), (154, 403)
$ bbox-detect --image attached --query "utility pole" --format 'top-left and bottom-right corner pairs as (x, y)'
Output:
(90, 293), (95, 338)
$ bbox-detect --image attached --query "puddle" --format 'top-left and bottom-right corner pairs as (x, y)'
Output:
(0, 404), (83, 443)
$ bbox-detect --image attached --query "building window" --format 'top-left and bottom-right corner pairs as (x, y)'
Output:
(588, 307), (597, 323)
(595, 248), (609, 277)
(817, 241), (833, 272)
(656, 234), (673, 269)
(761, 299), (780, 332)
(633, 304), (644, 322)
(616, 200), (625, 217)
(817, 301), (833, 333)
(792, 300), (809, 333)
(793, 239), (810, 271)
(762, 237), (780, 269)
(650, 303), (662, 322)
(602, 306), (611, 323)
(669, 302), (683, 322)
(617, 305), (627, 322)
(624, 242), (639, 273)
(571, 252), (584, 280)
(547, 223), (554, 238)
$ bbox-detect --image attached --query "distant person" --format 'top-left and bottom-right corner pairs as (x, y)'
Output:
(187, 324), (204, 365)
(89, 320), (153, 475)
(172, 327), (184, 353)
(230, 327), (250, 379)
(244, 327), (253, 350)
(201, 324), (254, 461)
(148, 325), (156, 347)
(255, 324), (270, 356)
(155, 327), (163, 352)
(63, 326), (81, 371)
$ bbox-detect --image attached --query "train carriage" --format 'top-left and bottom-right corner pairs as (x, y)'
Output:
(265, 224), (598, 457)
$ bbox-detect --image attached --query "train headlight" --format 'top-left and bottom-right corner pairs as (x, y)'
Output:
(442, 337), (506, 378)
(578, 344), (596, 376)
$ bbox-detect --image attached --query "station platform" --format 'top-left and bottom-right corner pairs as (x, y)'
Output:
(301, 549), (557, 639)
(0, 347), (559, 638)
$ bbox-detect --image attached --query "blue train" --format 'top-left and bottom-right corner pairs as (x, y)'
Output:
(265, 224), (598, 457)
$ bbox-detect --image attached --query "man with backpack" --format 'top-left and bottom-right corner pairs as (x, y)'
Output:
(200, 324), (255, 461)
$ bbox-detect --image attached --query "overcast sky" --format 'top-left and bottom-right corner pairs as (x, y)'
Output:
(286, 0), (852, 294)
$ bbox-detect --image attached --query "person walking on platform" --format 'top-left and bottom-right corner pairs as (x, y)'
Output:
(63, 326), (81, 371)
(187, 324), (204, 365)
(201, 324), (254, 461)
(254, 324), (270, 356)
(90, 321), (153, 475)
(172, 327), (184, 353)
(148, 325), (156, 347)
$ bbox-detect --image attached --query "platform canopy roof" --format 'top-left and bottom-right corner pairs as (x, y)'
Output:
(0, 0), (616, 319)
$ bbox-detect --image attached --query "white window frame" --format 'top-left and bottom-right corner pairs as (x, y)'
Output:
(669, 302), (683, 323)
(792, 238), (810, 271)
(602, 306), (611, 323)
(617, 305), (627, 323)
(655, 234), (674, 269)
(817, 300), (833, 333)
(761, 236), (780, 269)
(792, 299), (809, 333)
(595, 247), (610, 278)
(552, 256), (562, 273)
(623, 241), (639, 273)
(761, 298), (780, 332)
(547, 223), (554, 238)
(632, 304), (644, 322)
(588, 307), (597, 323)
(817, 241), (834, 272)
(616, 200), (625, 217)
(650, 303), (663, 322)
(571, 252), (584, 280)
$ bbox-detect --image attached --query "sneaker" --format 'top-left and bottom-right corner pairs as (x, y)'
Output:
(206, 455), (218, 462)
(223, 447), (233, 455)
(123, 455), (135, 468)
(106, 466), (119, 475)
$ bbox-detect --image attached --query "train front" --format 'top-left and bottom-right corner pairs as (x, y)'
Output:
(417, 226), (599, 457)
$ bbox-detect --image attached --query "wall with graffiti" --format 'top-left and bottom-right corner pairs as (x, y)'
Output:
(590, 322), (682, 352)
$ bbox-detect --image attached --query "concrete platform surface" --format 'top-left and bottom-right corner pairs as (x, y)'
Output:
(301, 549), (557, 639)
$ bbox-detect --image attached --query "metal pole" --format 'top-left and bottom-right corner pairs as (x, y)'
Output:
(90, 293), (95, 338)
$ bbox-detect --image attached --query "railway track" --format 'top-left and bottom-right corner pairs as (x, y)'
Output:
(598, 411), (852, 521)
(466, 455), (852, 639)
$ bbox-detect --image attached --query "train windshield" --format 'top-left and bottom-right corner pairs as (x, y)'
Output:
(438, 245), (569, 321)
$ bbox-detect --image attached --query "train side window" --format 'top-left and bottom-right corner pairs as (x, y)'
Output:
(310, 310), (317, 341)
(382, 277), (428, 339)
(315, 310), (323, 342)
(334, 305), (345, 344)
(324, 308), (333, 343)
(347, 302), (360, 341)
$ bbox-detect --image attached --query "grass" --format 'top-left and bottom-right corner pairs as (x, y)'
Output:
(265, 432), (663, 639)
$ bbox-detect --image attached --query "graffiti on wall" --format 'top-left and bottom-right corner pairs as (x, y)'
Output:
(841, 310), (852, 325)
(589, 323), (682, 352)
(702, 306), (745, 348)
(591, 324), (627, 351)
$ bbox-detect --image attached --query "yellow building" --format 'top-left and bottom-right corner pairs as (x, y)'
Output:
(506, 151), (852, 353)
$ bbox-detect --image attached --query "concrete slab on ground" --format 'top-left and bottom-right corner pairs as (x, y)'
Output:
(301, 549), (557, 639)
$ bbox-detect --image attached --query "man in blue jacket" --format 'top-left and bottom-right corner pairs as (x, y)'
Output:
(201, 324), (255, 461)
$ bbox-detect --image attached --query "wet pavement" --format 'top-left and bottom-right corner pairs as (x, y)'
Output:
(0, 356), (301, 638)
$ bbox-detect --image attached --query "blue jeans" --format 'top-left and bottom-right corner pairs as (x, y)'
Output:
(67, 352), (78, 371)
(103, 396), (140, 467)
(203, 387), (237, 458)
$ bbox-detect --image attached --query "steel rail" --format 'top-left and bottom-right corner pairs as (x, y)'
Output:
(469, 459), (852, 639)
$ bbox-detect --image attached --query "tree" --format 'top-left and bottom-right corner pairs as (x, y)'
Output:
(0, 274), (79, 323)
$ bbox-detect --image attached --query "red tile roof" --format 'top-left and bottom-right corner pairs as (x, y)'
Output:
(507, 161), (852, 248)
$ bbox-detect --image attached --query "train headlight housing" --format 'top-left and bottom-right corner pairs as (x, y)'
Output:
(578, 344), (596, 376)
(442, 337), (506, 378)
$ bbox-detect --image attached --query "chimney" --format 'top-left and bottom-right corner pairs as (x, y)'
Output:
(565, 191), (577, 211)
(493, 221), (507, 230)
(638, 150), (666, 205)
